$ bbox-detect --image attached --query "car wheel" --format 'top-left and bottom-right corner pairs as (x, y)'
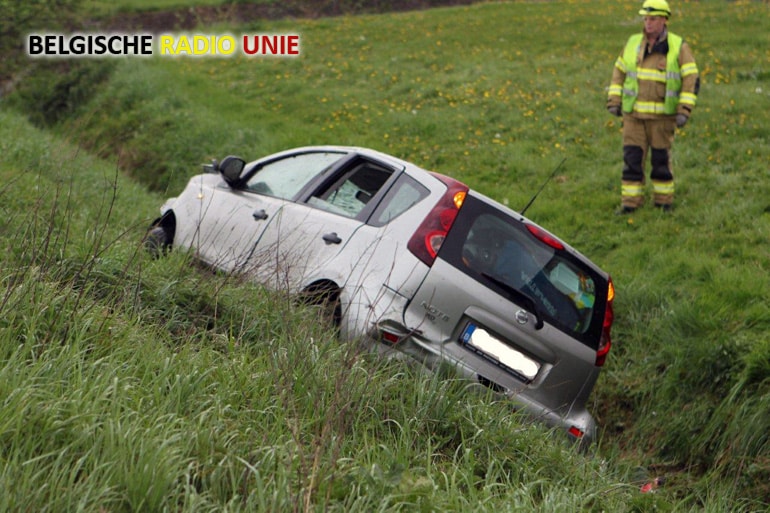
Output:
(143, 225), (172, 258)
(301, 283), (342, 329)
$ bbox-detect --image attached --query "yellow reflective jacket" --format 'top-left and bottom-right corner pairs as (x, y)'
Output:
(607, 30), (699, 118)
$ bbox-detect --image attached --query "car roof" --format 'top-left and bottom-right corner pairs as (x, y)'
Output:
(249, 145), (417, 173)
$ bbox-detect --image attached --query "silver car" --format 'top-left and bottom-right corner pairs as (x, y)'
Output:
(145, 146), (615, 444)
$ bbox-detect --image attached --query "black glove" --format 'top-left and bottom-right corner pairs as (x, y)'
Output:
(607, 105), (622, 117)
(676, 113), (689, 128)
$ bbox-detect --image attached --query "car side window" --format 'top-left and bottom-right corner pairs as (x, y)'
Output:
(369, 174), (429, 227)
(308, 163), (392, 218)
(244, 152), (345, 199)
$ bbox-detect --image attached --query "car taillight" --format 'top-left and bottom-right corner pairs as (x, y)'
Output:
(596, 277), (615, 367)
(407, 173), (468, 267)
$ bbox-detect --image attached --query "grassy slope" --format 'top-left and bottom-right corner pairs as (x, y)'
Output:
(3, 0), (770, 510)
(82, 0), (223, 15)
(0, 109), (668, 512)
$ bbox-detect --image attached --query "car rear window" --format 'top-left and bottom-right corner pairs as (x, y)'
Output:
(439, 194), (606, 347)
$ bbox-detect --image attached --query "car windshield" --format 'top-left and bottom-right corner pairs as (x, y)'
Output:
(440, 195), (604, 343)
(244, 151), (346, 199)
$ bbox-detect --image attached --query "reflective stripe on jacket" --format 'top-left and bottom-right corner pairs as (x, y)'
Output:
(617, 32), (687, 115)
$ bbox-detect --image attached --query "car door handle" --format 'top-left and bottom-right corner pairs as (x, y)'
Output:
(322, 232), (342, 245)
(252, 209), (268, 221)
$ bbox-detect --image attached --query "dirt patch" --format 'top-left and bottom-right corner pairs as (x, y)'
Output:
(95, 1), (479, 32)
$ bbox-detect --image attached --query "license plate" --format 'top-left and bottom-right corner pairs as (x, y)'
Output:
(460, 323), (540, 381)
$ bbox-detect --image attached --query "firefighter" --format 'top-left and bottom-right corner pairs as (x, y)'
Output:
(607, 0), (699, 213)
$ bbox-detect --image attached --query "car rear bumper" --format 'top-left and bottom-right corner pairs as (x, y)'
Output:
(370, 328), (598, 446)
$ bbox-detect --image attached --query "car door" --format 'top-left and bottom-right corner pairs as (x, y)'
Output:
(249, 158), (397, 291)
(191, 150), (348, 273)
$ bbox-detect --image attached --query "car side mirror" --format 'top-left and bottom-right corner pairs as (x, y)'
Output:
(218, 155), (246, 186)
(202, 159), (218, 174)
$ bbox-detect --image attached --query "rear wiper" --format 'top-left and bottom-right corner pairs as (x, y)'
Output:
(481, 273), (544, 330)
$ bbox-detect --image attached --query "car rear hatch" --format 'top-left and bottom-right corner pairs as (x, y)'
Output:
(401, 191), (613, 436)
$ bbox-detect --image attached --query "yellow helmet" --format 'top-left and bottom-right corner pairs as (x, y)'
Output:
(639, 0), (671, 17)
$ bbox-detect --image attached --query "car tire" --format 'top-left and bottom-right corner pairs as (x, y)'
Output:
(301, 284), (342, 329)
(143, 225), (171, 258)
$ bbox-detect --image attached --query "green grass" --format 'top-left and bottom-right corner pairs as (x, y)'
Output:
(0, 114), (670, 511)
(3, 0), (770, 510)
(82, 0), (235, 16)
(79, 0), (465, 19)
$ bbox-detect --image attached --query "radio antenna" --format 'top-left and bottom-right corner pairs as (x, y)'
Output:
(520, 157), (566, 216)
